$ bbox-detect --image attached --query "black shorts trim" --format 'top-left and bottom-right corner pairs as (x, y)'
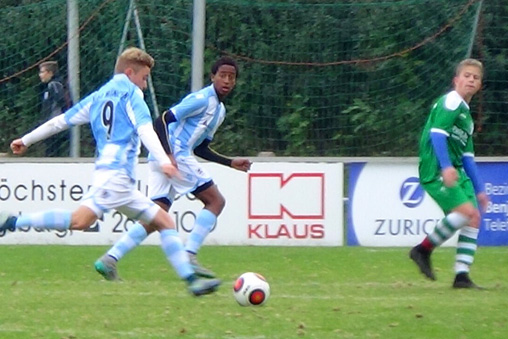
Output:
(192, 180), (214, 195)
(152, 197), (172, 209)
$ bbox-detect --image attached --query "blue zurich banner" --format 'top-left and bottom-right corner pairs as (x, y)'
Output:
(347, 161), (508, 247)
(477, 162), (508, 246)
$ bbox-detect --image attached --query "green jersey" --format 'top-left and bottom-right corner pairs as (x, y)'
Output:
(419, 90), (474, 184)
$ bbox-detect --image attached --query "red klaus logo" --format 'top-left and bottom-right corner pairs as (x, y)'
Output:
(248, 173), (325, 219)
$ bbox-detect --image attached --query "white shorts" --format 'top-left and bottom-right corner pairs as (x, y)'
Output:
(148, 154), (212, 202)
(81, 169), (159, 224)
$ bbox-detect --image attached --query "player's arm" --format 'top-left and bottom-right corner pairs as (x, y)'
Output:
(11, 93), (94, 155)
(430, 129), (457, 187)
(462, 139), (488, 212)
(462, 154), (488, 212)
(462, 153), (484, 194)
(10, 114), (68, 154)
(138, 123), (179, 178)
(11, 115), (67, 152)
(194, 139), (252, 172)
(153, 109), (176, 155)
(429, 95), (466, 186)
(129, 87), (178, 179)
(430, 130), (452, 168)
(194, 139), (232, 166)
(154, 92), (208, 158)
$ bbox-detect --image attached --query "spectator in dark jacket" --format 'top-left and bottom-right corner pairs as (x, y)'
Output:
(39, 61), (68, 156)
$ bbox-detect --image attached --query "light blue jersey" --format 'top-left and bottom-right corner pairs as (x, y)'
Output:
(168, 84), (225, 156)
(64, 74), (153, 180)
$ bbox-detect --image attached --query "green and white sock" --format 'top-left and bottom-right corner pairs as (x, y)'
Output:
(427, 212), (469, 247)
(455, 226), (479, 274)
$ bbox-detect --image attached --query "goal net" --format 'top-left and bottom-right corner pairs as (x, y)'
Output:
(0, 0), (504, 157)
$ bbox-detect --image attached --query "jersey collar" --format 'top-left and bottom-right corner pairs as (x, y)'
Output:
(449, 90), (470, 110)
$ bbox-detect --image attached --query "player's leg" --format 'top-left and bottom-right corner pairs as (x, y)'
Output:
(94, 201), (166, 270)
(108, 198), (170, 261)
(94, 208), (161, 281)
(167, 154), (220, 278)
(132, 193), (221, 296)
(4, 176), (111, 234)
(0, 209), (71, 232)
(111, 189), (221, 295)
(185, 182), (225, 278)
(80, 181), (144, 281)
(452, 179), (482, 289)
(410, 179), (470, 280)
(0, 205), (97, 233)
(94, 161), (172, 280)
(453, 225), (481, 289)
(82, 172), (144, 281)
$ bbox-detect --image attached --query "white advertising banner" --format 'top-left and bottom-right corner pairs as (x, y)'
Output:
(347, 162), (457, 247)
(0, 162), (343, 246)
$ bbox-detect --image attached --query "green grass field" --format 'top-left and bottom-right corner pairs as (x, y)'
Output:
(1, 245), (508, 338)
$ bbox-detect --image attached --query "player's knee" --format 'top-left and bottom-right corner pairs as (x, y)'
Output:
(217, 194), (226, 213)
(71, 206), (98, 230)
(209, 194), (226, 215)
(70, 218), (92, 230)
(149, 210), (176, 231)
(203, 193), (225, 215)
(468, 210), (481, 228)
(460, 207), (480, 228)
(141, 222), (157, 234)
(455, 204), (480, 228)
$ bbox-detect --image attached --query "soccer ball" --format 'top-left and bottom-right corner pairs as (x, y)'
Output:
(233, 272), (270, 306)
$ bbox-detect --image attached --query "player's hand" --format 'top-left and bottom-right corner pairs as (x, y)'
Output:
(232, 158), (252, 172)
(441, 167), (458, 187)
(10, 138), (28, 155)
(161, 163), (181, 179)
(476, 191), (489, 213)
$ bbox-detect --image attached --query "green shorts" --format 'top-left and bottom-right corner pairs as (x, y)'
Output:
(421, 168), (477, 214)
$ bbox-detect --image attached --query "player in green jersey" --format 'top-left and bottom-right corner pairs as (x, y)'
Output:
(410, 58), (489, 289)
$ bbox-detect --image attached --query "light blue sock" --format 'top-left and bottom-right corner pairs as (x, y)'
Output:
(15, 209), (71, 231)
(107, 223), (148, 261)
(160, 229), (193, 280)
(185, 209), (217, 254)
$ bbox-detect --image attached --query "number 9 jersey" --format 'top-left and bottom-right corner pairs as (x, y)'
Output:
(63, 74), (153, 180)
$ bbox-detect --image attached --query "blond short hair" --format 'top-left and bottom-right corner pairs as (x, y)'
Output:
(455, 58), (483, 78)
(114, 47), (154, 74)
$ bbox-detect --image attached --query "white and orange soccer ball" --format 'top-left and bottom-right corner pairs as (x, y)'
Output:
(233, 272), (270, 306)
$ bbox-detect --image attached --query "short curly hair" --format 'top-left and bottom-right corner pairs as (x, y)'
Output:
(211, 56), (238, 77)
